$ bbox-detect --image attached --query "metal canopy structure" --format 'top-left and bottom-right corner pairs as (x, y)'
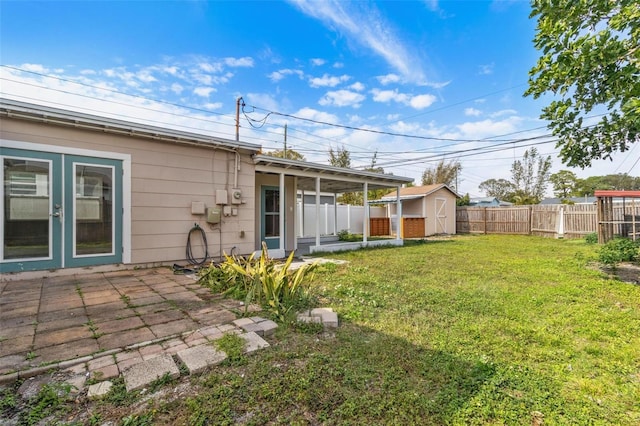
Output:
(595, 190), (640, 243)
(254, 155), (413, 193)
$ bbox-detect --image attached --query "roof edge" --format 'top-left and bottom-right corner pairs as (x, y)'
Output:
(0, 97), (261, 153)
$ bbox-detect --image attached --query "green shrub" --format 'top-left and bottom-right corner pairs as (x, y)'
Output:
(201, 243), (318, 321)
(584, 232), (598, 244)
(598, 237), (639, 267)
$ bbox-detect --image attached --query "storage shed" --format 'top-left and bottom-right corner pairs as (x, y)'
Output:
(372, 184), (460, 238)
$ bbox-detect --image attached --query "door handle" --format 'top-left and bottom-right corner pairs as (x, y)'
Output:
(51, 212), (60, 217)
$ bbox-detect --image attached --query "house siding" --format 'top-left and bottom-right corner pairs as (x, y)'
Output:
(1, 117), (256, 266)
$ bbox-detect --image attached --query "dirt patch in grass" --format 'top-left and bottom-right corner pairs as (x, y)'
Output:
(604, 262), (640, 284)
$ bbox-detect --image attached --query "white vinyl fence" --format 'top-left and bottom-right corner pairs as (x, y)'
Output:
(296, 202), (386, 237)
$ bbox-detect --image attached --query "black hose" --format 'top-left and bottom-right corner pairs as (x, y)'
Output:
(186, 224), (209, 266)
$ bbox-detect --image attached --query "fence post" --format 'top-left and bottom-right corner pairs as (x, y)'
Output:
(557, 206), (565, 239)
(528, 206), (533, 235)
(483, 207), (487, 234)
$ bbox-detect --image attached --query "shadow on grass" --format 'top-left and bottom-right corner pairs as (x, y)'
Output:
(173, 320), (561, 425)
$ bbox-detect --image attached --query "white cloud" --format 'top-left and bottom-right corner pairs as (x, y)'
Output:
(288, 0), (427, 83)
(225, 57), (254, 67)
(311, 58), (326, 66)
(371, 88), (408, 104)
(409, 94), (437, 109)
(136, 70), (156, 83)
(202, 102), (223, 110)
(193, 87), (216, 97)
(333, 62), (344, 68)
(377, 73), (400, 85)
(489, 109), (517, 118)
(245, 93), (280, 112)
(198, 61), (223, 73)
(424, 0), (439, 11)
(20, 63), (50, 73)
(80, 69), (96, 75)
(293, 107), (339, 124)
(170, 83), (184, 95)
(478, 63), (494, 75)
(464, 107), (482, 117)
(319, 89), (365, 107)
(309, 73), (350, 88)
(456, 116), (523, 139)
(268, 68), (304, 82)
(349, 82), (365, 91)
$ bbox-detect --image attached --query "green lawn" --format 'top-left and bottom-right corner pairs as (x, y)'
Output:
(28, 235), (640, 425)
(166, 235), (640, 425)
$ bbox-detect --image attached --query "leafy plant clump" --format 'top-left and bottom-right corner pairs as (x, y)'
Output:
(199, 243), (318, 321)
(598, 237), (639, 267)
(584, 232), (598, 244)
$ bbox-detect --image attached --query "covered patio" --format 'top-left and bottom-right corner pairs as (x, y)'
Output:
(253, 155), (413, 256)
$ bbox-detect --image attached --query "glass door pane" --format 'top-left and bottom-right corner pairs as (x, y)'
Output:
(3, 158), (52, 259)
(74, 163), (114, 256)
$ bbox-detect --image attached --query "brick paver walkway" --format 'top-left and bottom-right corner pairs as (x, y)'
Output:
(0, 268), (242, 377)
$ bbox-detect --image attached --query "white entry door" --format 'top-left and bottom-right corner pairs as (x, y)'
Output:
(435, 198), (447, 234)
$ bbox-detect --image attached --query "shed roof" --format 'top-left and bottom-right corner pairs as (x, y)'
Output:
(0, 98), (261, 153)
(381, 184), (460, 200)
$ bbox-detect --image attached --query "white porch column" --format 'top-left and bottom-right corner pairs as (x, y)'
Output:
(293, 176), (298, 249)
(315, 177), (321, 247)
(396, 185), (402, 241)
(347, 204), (351, 233)
(363, 182), (369, 243)
(324, 203), (329, 235)
(279, 173), (285, 252)
(300, 189), (305, 238)
(334, 193), (338, 235)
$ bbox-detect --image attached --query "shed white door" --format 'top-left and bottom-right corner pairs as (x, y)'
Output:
(435, 198), (447, 234)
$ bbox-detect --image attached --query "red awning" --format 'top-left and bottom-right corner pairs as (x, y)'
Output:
(594, 190), (640, 197)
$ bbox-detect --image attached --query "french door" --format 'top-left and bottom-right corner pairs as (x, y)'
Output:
(1, 148), (122, 272)
(261, 186), (280, 249)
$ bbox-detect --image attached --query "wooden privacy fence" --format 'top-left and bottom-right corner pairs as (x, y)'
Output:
(457, 205), (603, 238)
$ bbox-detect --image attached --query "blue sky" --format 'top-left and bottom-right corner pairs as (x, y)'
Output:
(0, 0), (633, 196)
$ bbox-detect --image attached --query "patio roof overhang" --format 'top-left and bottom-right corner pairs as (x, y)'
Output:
(368, 195), (423, 204)
(253, 154), (414, 193)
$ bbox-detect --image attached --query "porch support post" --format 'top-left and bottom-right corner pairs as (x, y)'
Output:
(279, 172), (285, 252)
(334, 192), (338, 235)
(315, 177), (321, 247)
(363, 182), (369, 243)
(293, 176), (298, 249)
(396, 185), (402, 241)
(299, 189), (305, 238)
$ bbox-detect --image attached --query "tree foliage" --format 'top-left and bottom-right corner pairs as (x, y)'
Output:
(421, 159), (461, 189)
(478, 178), (516, 201)
(479, 148), (552, 204)
(265, 148), (306, 161)
(549, 170), (579, 198)
(510, 147), (552, 204)
(525, 0), (640, 167)
(328, 145), (351, 168)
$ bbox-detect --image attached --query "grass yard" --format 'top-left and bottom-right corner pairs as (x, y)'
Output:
(18, 235), (639, 425)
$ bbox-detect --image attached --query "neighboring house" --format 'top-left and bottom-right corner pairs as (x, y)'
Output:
(540, 196), (597, 205)
(1, 99), (413, 275)
(469, 197), (513, 207)
(373, 184), (460, 237)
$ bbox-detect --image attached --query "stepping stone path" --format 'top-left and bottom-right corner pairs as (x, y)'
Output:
(52, 309), (338, 398)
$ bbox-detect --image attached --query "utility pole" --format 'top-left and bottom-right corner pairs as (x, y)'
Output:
(235, 97), (242, 141)
(284, 124), (287, 159)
